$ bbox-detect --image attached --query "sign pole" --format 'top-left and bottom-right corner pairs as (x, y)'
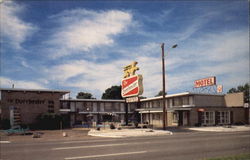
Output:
(161, 43), (167, 130)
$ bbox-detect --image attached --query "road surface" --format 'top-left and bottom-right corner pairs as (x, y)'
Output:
(1, 131), (250, 160)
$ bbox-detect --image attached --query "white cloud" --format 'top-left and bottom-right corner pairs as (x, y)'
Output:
(46, 9), (132, 58)
(165, 29), (249, 93)
(131, 29), (249, 97)
(0, 77), (46, 89)
(44, 59), (132, 97)
(43, 26), (248, 98)
(0, 1), (37, 49)
(200, 30), (248, 62)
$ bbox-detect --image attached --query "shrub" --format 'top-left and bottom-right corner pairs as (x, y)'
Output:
(110, 123), (116, 129)
(35, 113), (62, 130)
(0, 119), (10, 129)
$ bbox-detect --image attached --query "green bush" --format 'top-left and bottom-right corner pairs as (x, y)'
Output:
(35, 113), (62, 130)
(0, 119), (10, 129)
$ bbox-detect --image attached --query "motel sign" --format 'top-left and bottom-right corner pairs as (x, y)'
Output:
(194, 76), (216, 88)
(121, 61), (143, 98)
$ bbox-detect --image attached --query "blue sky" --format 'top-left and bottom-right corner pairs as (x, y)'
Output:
(0, 0), (249, 98)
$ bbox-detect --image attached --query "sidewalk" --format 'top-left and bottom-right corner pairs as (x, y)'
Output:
(0, 128), (91, 143)
(88, 128), (173, 138)
(188, 125), (250, 132)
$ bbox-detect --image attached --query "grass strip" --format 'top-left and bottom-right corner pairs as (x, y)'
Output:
(205, 153), (250, 160)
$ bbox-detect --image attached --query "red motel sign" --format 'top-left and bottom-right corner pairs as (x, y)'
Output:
(121, 75), (143, 98)
(194, 76), (216, 88)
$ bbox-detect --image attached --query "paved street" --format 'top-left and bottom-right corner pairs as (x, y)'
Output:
(1, 131), (250, 160)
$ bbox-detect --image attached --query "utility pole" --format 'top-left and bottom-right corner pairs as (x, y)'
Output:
(161, 43), (177, 130)
(161, 43), (167, 130)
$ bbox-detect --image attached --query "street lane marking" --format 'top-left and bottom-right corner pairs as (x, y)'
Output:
(0, 141), (10, 144)
(52, 142), (139, 150)
(53, 134), (250, 151)
(64, 151), (147, 160)
(63, 139), (119, 144)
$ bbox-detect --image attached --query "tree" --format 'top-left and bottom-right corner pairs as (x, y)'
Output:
(139, 96), (147, 99)
(155, 90), (167, 97)
(76, 92), (95, 99)
(102, 85), (122, 99)
(228, 83), (249, 103)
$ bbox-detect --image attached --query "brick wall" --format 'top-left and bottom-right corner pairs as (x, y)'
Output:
(1, 90), (66, 125)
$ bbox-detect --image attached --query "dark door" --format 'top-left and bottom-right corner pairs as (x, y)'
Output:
(178, 111), (183, 126)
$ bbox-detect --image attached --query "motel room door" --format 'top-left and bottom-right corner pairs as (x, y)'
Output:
(178, 111), (189, 126)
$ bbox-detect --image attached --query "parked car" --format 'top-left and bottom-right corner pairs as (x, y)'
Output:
(4, 126), (30, 136)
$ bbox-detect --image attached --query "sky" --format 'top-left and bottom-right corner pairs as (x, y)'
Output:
(0, 0), (249, 99)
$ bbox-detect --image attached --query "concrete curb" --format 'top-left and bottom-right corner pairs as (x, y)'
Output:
(188, 126), (250, 132)
(88, 129), (173, 138)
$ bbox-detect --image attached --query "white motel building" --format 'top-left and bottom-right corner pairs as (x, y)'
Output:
(1, 88), (249, 128)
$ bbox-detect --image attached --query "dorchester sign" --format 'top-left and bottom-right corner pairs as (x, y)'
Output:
(121, 61), (143, 98)
(7, 99), (47, 105)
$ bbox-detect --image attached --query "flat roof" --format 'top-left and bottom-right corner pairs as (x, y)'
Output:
(140, 92), (224, 102)
(0, 88), (70, 93)
(60, 98), (125, 102)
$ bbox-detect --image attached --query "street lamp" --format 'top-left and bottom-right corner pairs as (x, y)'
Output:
(161, 43), (178, 130)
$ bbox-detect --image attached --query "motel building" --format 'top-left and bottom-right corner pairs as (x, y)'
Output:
(60, 99), (138, 127)
(0, 88), (249, 129)
(136, 92), (249, 128)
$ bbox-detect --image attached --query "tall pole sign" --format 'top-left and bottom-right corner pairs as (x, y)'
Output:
(121, 61), (143, 101)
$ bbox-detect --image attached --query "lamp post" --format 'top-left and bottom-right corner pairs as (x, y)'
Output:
(161, 43), (177, 130)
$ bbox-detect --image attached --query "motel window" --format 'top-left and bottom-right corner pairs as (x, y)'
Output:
(173, 112), (178, 123)
(48, 100), (54, 113)
(152, 101), (156, 108)
(100, 103), (104, 112)
(173, 98), (182, 106)
(70, 102), (76, 112)
(159, 100), (163, 108)
(92, 103), (97, 112)
(182, 97), (189, 105)
(61, 102), (68, 109)
(202, 111), (215, 125)
(189, 96), (194, 105)
(152, 101), (160, 108)
(219, 111), (230, 124)
(172, 98), (175, 106)
(105, 103), (112, 111)
(149, 102), (152, 108)
(169, 99), (173, 108)
(76, 102), (84, 111)
(142, 102), (145, 108)
(153, 113), (160, 120)
(141, 103), (146, 108)
(146, 102), (150, 108)
(86, 102), (93, 111)
(129, 103), (137, 112)
(114, 103), (120, 111)
(157, 101), (160, 108)
(120, 103), (125, 112)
